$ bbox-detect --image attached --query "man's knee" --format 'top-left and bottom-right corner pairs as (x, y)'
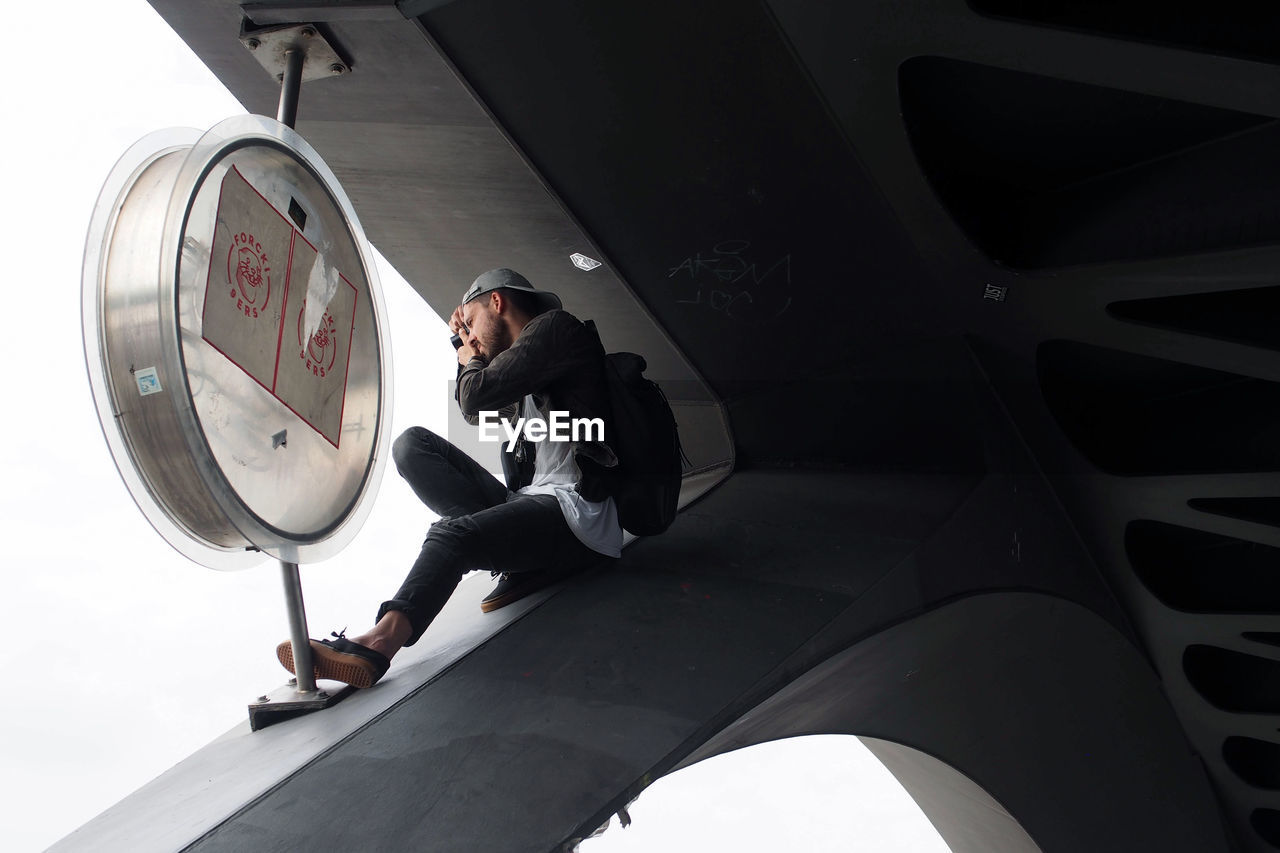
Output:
(418, 515), (491, 572)
(424, 514), (479, 547)
(392, 426), (444, 472)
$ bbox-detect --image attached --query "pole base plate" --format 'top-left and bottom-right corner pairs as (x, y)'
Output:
(240, 22), (350, 81)
(248, 678), (354, 731)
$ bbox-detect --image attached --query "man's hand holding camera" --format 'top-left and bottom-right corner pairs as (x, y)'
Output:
(450, 305), (480, 366)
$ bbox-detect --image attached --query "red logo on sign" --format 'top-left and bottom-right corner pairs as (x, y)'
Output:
(298, 304), (338, 378)
(225, 232), (272, 319)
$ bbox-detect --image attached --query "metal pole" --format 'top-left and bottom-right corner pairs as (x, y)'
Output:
(277, 47), (305, 129)
(276, 44), (309, 694)
(280, 560), (318, 694)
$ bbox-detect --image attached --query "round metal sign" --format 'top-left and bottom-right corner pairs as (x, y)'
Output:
(83, 116), (392, 569)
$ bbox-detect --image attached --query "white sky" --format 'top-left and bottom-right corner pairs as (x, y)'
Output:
(0, 2), (949, 851)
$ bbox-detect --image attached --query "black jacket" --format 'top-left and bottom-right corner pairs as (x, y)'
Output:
(455, 309), (616, 497)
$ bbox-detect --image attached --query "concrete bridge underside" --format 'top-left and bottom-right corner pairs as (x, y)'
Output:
(61, 0), (1280, 850)
(57, 468), (1226, 852)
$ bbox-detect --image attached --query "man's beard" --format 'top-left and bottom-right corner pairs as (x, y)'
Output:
(477, 323), (513, 359)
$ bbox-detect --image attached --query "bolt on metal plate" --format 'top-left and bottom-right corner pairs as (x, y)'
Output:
(239, 22), (350, 82)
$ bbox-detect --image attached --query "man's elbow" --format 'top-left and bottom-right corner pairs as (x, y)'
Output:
(460, 407), (481, 421)
(455, 380), (479, 417)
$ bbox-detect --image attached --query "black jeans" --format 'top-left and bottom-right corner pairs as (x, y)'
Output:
(378, 426), (602, 645)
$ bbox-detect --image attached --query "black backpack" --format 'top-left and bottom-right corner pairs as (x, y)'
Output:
(585, 322), (685, 535)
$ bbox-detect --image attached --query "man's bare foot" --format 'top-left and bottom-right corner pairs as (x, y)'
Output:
(350, 610), (413, 661)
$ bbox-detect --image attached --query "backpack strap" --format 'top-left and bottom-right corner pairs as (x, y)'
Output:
(583, 319), (646, 374)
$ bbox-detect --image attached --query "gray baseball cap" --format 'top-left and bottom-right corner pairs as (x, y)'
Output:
(462, 268), (562, 314)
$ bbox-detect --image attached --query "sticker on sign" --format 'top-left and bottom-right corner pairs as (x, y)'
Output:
(135, 366), (163, 396)
(571, 253), (602, 271)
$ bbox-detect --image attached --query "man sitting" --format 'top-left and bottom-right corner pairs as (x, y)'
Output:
(278, 268), (620, 687)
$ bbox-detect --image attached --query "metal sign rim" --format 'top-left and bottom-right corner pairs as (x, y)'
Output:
(83, 116), (393, 570)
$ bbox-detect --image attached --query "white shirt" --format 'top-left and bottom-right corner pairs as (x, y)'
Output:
(514, 395), (622, 558)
